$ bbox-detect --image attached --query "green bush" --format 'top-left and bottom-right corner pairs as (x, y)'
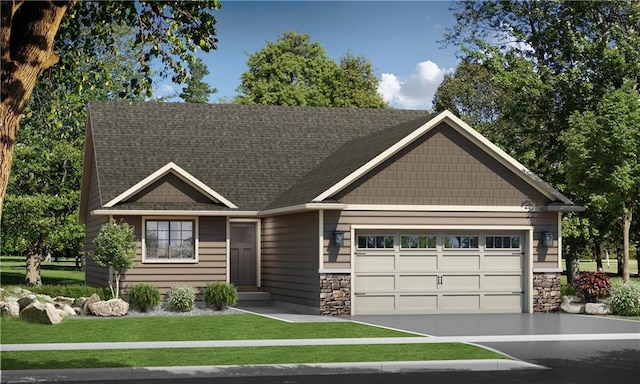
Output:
(571, 271), (611, 303)
(608, 282), (640, 316)
(168, 286), (195, 312)
(203, 281), (238, 310)
(127, 283), (161, 312)
(10, 285), (114, 300)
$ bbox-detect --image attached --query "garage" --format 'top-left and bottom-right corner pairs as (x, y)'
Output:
(353, 231), (525, 315)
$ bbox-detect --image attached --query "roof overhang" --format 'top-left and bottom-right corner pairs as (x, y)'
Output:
(92, 209), (259, 217)
(312, 110), (576, 206)
(103, 162), (238, 209)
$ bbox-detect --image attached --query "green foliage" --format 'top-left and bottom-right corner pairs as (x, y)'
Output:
(91, 221), (136, 299)
(571, 272), (612, 303)
(203, 282), (238, 310)
(235, 31), (387, 108)
(608, 282), (640, 316)
(179, 57), (216, 103)
(5, 285), (114, 300)
(167, 286), (195, 312)
(127, 284), (161, 312)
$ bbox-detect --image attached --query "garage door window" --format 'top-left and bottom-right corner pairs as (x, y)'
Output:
(357, 235), (394, 249)
(444, 235), (479, 249)
(401, 235), (436, 249)
(486, 235), (520, 249)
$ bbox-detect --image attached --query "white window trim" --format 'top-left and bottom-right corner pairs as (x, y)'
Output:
(399, 234), (437, 250)
(443, 235), (480, 250)
(141, 216), (199, 264)
(485, 235), (522, 250)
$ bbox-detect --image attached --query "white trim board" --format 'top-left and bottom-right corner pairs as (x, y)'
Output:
(312, 110), (574, 205)
(104, 162), (238, 209)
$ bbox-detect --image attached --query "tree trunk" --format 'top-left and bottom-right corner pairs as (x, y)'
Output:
(0, 1), (75, 218)
(565, 242), (580, 284)
(622, 208), (632, 283)
(25, 251), (42, 286)
(636, 245), (639, 277)
(594, 240), (603, 272)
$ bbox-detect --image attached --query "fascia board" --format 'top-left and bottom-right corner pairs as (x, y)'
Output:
(312, 110), (573, 205)
(103, 162), (238, 209)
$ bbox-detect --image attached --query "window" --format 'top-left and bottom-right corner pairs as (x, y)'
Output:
(145, 220), (195, 260)
(401, 235), (436, 249)
(443, 235), (479, 249)
(486, 235), (521, 249)
(357, 235), (394, 249)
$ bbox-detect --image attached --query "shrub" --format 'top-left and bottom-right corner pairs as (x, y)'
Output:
(168, 286), (195, 312)
(127, 284), (161, 312)
(203, 282), (238, 310)
(608, 282), (640, 316)
(571, 271), (611, 303)
(20, 285), (114, 300)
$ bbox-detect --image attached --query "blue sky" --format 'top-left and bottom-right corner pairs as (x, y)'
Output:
(154, 1), (461, 110)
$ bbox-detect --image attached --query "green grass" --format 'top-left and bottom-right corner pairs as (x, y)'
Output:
(0, 314), (415, 344)
(1, 344), (506, 370)
(0, 256), (84, 286)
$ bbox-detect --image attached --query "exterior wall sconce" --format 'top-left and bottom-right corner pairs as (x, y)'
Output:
(334, 231), (344, 247)
(542, 232), (554, 247)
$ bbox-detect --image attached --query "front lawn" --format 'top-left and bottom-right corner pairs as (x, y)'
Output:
(0, 256), (84, 286)
(0, 313), (415, 344)
(1, 343), (507, 370)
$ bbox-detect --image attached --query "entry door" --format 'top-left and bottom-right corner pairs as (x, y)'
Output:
(230, 223), (256, 286)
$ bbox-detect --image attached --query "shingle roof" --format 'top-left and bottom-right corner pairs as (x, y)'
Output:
(87, 101), (430, 211)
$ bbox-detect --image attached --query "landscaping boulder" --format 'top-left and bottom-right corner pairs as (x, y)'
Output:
(17, 295), (37, 311)
(20, 302), (62, 325)
(88, 299), (129, 317)
(83, 293), (101, 315)
(54, 296), (75, 306)
(585, 302), (612, 315)
(1, 301), (20, 318)
(560, 295), (585, 314)
(55, 303), (77, 318)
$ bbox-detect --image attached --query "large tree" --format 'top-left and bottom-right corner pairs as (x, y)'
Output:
(0, 0), (221, 219)
(561, 81), (640, 283)
(179, 57), (217, 103)
(234, 31), (387, 108)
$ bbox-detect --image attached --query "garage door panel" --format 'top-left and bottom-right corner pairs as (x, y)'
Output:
(442, 255), (480, 270)
(484, 294), (522, 311)
(484, 255), (522, 270)
(356, 295), (395, 314)
(398, 295), (437, 311)
(484, 274), (522, 290)
(398, 274), (438, 290)
(356, 275), (395, 291)
(355, 255), (395, 271)
(441, 294), (481, 310)
(399, 254), (437, 270)
(442, 275), (480, 290)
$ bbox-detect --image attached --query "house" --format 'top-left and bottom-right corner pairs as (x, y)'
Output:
(79, 101), (583, 315)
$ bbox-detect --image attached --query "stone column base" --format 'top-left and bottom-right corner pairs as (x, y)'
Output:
(533, 272), (561, 312)
(319, 274), (351, 316)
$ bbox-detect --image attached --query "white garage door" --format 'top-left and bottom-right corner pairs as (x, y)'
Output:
(353, 231), (524, 315)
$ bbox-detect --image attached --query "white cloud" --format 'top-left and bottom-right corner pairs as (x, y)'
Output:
(378, 60), (450, 110)
(154, 83), (177, 97)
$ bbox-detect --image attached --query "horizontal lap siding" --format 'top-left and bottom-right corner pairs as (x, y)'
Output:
(261, 211), (319, 309)
(117, 216), (227, 294)
(323, 210), (558, 269)
(85, 160), (109, 287)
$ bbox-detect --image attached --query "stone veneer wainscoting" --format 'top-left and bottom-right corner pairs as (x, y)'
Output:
(319, 274), (351, 316)
(533, 272), (561, 312)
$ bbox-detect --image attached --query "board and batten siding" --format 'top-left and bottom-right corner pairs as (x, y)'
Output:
(85, 159), (109, 287)
(113, 215), (227, 294)
(334, 123), (552, 207)
(323, 210), (559, 270)
(261, 211), (320, 311)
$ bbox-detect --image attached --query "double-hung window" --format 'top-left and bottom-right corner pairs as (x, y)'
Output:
(144, 219), (196, 261)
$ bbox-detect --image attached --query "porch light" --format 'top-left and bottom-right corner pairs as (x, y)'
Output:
(334, 231), (344, 247)
(542, 232), (554, 247)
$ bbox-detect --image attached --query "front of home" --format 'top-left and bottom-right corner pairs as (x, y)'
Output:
(79, 102), (583, 315)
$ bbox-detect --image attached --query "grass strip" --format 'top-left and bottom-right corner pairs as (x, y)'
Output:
(1, 344), (507, 370)
(0, 314), (415, 344)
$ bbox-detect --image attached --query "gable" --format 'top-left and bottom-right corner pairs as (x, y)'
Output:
(124, 173), (221, 205)
(334, 122), (553, 207)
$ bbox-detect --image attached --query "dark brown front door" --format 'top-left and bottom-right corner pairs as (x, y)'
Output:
(230, 223), (256, 286)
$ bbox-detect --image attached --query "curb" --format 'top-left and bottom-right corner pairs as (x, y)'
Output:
(0, 360), (546, 383)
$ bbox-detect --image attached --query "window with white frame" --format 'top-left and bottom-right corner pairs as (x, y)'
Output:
(144, 220), (195, 260)
(485, 235), (521, 249)
(443, 235), (479, 249)
(357, 235), (394, 249)
(400, 235), (436, 249)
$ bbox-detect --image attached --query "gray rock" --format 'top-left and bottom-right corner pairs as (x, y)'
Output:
(54, 296), (74, 306)
(17, 295), (37, 311)
(1, 301), (20, 318)
(560, 295), (585, 314)
(88, 299), (129, 317)
(585, 302), (612, 315)
(73, 297), (87, 308)
(83, 293), (101, 315)
(55, 303), (77, 318)
(20, 302), (62, 325)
